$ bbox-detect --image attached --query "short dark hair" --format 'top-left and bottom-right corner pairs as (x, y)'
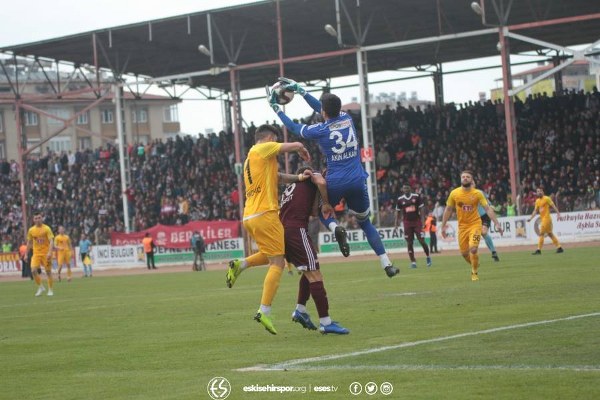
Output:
(461, 170), (474, 178)
(320, 93), (341, 118)
(255, 124), (280, 142)
(296, 165), (313, 175)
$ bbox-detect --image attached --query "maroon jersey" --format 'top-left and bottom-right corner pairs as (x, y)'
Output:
(396, 193), (424, 223)
(279, 180), (318, 228)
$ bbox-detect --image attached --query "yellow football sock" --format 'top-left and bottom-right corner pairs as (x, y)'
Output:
(47, 276), (53, 289)
(67, 268), (72, 279)
(260, 265), (283, 307)
(34, 273), (42, 285)
(538, 236), (544, 250)
(470, 253), (479, 274)
(246, 252), (269, 268)
(549, 234), (560, 248)
(462, 254), (471, 265)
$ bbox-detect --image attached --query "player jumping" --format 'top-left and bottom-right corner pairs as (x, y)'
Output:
(269, 77), (399, 278)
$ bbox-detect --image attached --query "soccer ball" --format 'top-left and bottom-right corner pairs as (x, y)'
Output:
(270, 81), (295, 105)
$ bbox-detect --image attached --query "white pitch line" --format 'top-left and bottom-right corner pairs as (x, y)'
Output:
(274, 364), (600, 372)
(238, 312), (600, 372)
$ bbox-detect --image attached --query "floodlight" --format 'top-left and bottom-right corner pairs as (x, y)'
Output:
(324, 24), (338, 38)
(198, 45), (211, 57)
(471, 2), (483, 16)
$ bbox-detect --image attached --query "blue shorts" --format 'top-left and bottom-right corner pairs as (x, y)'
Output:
(327, 179), (370, 215)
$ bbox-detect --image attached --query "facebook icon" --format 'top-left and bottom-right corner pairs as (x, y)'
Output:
(349, 382), (363, 395)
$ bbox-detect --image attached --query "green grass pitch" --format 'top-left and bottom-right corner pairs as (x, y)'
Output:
(1, 246), (599, 400)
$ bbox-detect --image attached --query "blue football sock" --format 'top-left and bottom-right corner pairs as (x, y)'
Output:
(484, 234), (496, 253)
(358, 219), (385, 256)
(319, 211), (338, 232)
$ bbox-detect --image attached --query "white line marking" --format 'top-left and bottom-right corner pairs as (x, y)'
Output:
(238, 312), (600, 371)
(275, 364), (600, 372)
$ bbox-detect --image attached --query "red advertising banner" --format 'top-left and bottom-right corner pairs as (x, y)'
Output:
(111, 221), (240, 249)
(0, 252), (21, 273)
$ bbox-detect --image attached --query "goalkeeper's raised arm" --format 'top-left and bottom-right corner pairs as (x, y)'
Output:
(268, 77), (322, 135)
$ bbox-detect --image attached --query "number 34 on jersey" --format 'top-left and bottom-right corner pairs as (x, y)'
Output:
(329, 125), (358, 161)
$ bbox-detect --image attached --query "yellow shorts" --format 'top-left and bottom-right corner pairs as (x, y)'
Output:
(458, 224), (482, 253)
(57, 252), (71, 266)
(539, 218), (553, 235)
(243, 211), (285, 257)
(31, 254), (52, 272)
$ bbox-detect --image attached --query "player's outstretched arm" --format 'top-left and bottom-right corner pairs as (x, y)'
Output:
(528, 206), (538, 222)
(279, 77), (322, 113)
(277, 171), (312, 184)
(275, 111), (304, 135)
(551, 202), (561, 218)
(279, 142), (311, 162)
(484, 205), (503, 236)
(440, 206), (454, 239)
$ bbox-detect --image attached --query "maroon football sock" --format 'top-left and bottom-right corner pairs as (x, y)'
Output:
(297, 274), (310, 306)
(309, 280), (329, 318)
(407, 240), (416, 262)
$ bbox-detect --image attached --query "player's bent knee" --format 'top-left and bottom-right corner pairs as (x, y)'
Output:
(469, 247), (478, 254)
(352, 208), (370, 222)
(268, 255), (286, 268)
(304, 270), (322, 283)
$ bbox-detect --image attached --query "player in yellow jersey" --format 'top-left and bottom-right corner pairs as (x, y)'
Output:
(440, 171), (503, 281)
(528, 186), (563, 255)
(55, 226), (74, 282)
(25, 212), (55, 296)
(227, 124), (310, 335)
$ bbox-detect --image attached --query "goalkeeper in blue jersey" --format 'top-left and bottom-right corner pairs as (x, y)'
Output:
(267, 77), (399, 278)
(474, 182), (500, 262)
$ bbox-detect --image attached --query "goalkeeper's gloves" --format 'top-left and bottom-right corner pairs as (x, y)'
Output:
(265, 84), (281, 113)
(278, 77), (306, 95)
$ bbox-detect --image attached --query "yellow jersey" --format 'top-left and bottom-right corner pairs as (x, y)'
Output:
(54, 234), (72, 253)
(535, 196), (554, 221)
(27, 224), (54, 256)
(243, 141), (282, 219)
(446, 187), (488, 227)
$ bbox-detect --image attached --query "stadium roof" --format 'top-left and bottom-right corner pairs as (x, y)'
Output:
(2, 0), (600, 92)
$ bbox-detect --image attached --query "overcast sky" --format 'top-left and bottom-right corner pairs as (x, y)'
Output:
(0, 0), (574, 136)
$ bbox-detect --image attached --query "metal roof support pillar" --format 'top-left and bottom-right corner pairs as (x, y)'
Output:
(114, 84), (131, 233)
(552, 55), (564, 95)
(356, 49), (379, 226)
(499, 27), (520, 210)
(433, 63), (444, 107)
(16, 101), (29, 239)
(275, 0), (289, 173)
(230, 69), (246, 252)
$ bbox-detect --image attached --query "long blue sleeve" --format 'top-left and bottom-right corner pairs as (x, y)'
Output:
(303, 92), (322, 113)
(276, 111), (303, 135)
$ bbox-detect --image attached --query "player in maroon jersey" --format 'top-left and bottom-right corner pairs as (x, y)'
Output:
(280, 166), (349, 334)
(395, 184), (432, 268)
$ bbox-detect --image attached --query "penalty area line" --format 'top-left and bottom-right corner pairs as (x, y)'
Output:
(236, 311), (600, 372)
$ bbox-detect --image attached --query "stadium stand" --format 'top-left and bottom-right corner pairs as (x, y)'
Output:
(1, 89), (598, 250)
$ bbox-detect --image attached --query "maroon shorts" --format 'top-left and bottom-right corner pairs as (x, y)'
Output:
(284, 227), (319, 271)
(403, 221), (423, 240)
